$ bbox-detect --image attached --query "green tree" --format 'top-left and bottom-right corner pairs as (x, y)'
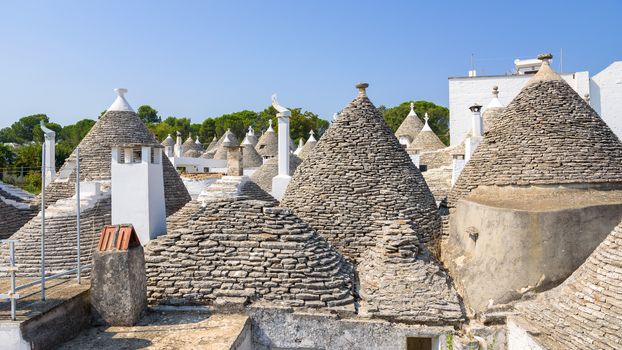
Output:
(0, 114), (49, 143)
(0, 144), (16, 170)
(14, 143), (41, 171)
(58, 119), (96, 148)
(137, 105), (161, 124)
(382, 101), (450, 145)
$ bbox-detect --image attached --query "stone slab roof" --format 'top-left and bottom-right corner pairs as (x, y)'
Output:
(1, 195), (111, 276)
(297, 139), (317, 161)
(358, 220), (465, 325)
(409, 129), (446, 152)
(515, 220), (622, 349)
(213, 131), (240, 160)
(242, 144), (263, 168)
(145, 195), (356, 309)
(395, 105), (424, 141)
(250, 154), (302, 193)
(281, 85), (441, 259)
(255, 130), (278, 158)
(0, 201), (36, 239)
(448, 63), (622, 208)
(35, 110), (190, 216)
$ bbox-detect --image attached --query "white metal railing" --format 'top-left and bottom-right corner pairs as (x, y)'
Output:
(0, 147), (89, 321)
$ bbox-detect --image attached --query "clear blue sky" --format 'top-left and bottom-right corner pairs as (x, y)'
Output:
(1, 0), (620, 128)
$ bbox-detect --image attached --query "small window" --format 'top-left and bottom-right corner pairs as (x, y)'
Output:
(406, 337), (432, 350)
(419, 164), (428, 172)
(132, 147), (142, 163)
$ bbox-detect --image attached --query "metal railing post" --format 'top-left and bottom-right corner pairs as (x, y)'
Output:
(9, 241), (16, 321)
(40, 142), (46, 301)
(76, 148), (81, 284)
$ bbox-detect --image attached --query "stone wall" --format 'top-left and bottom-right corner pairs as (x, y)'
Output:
(358, 220), (464, 325)
(1, 196), (111, 276)
(249, 307), (455, 350)
(145, 197), (355, 308)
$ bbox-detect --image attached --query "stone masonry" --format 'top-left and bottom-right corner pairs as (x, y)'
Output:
(358, 220), (465, 325)
(145, 187), (355, 308)
(448, 63), (622, 208)
(281, 84), (441, 259)
(515, 220), (622, 349)
(34, 110), (191, 216)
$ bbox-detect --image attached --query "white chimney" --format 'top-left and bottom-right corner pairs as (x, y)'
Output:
(465, 103), (483, 163)
(270, 94), (292, 200)
(111, 144), (167, 245)
(174, 131), (182, 157)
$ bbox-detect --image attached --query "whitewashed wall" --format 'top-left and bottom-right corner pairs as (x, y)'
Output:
(448, 72), (590, 146)
(591, 61), (622, 139)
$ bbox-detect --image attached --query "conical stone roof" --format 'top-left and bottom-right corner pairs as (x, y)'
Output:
(395, 102), (424, 141)
(181, 135), (196, 154)
(448, 57), (622, 207)
(482, 86), (505, 132)
(213, 130), (239, 160)
(205, 136), (218, 152)
(408, 114), (445, 152)
(145, 185), (355, 309)
(242, 143), (263, 168)
(255, 122), (278, 158)
(161, 134), (175, 147)
(281, 83), (441, 259)
(298, 130), (317, 161)
(38, 90), (190, 215)
(250, 154), (302, 193)
(516, 220), (622, 349)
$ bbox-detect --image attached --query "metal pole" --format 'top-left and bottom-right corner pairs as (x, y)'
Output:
(76, 148), (81, 284)
(40, 142), (46, 301)
(9, 241), (16, 321)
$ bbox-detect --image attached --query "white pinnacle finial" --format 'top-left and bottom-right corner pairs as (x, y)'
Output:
(271, 94), (291, 117)
(486, 86), (504, 109)
(195, 135), (200, 144)
(107, 88), (134, 112)
(407, 102), (417, 117)
(248, 126), (254, 135)
(267, 119), (274, 132)
(422, 113), (432, 131)
(308, 129), (317, 142)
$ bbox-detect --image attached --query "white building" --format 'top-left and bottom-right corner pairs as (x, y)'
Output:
(449, 58), (621, 145)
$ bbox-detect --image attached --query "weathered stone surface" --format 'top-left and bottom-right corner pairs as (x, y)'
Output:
(250, 154), (301, 193)
(409, 128), (445, 152)
(0, 199), (36, 239)
(281, 86), (441, 259)
(33, 110), (191, 216)
(0, 196), (112, 276)
(255, 129), (277, 159)
(448, 64), (622, 209)
(358, 220), (465, 325)
(145, 189), (355, 308)
(91, 245), (147, 326)
(515, 220), (622, 350)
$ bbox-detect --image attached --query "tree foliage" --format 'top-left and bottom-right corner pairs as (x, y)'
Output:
(137, 105), (161, 124)
(381, 101), (450, 145)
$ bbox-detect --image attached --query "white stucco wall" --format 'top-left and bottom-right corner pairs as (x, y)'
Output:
(591, 61), (622, 139)
(449, 72), (590, 146)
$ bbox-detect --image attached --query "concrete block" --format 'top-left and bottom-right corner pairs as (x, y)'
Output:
(91, 246), (147, 326)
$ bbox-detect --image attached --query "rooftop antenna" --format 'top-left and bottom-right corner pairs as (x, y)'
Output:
(560, 48), (564, 72)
